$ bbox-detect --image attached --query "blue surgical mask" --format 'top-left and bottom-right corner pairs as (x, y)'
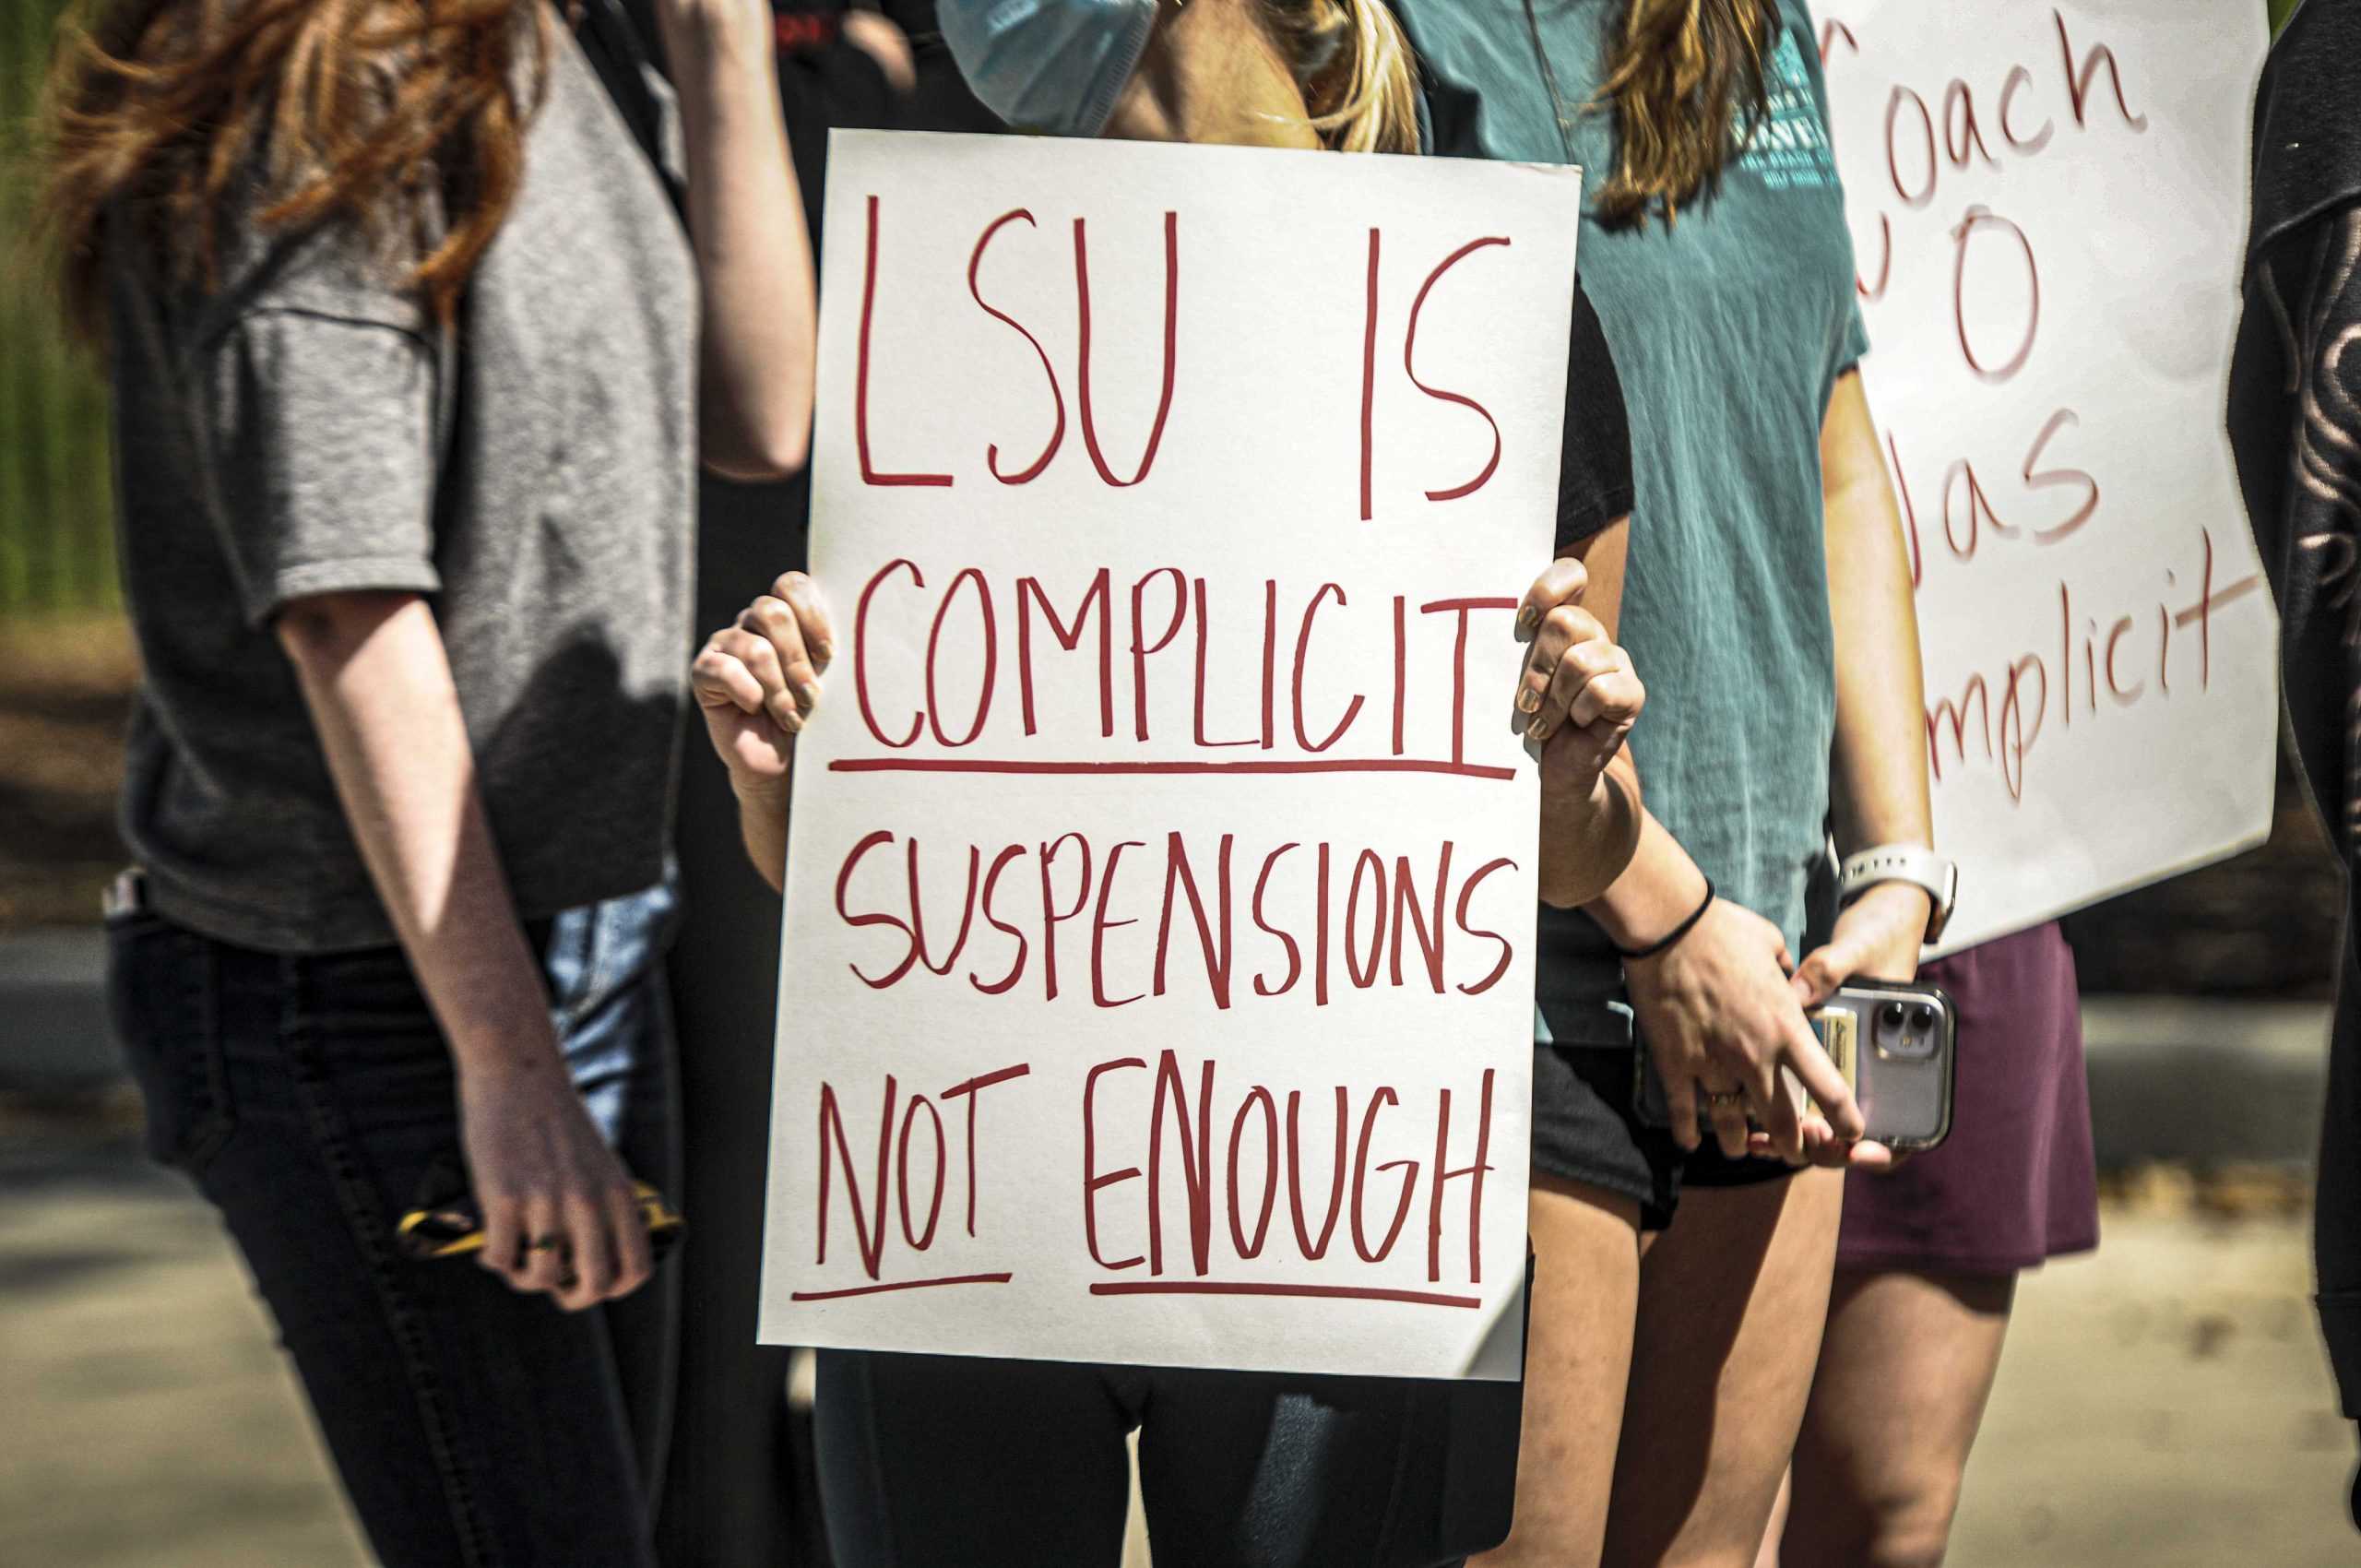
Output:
(938, 0), (1161, 137)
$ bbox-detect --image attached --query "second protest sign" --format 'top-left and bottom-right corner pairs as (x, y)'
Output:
(1821, 3), (2277, 952)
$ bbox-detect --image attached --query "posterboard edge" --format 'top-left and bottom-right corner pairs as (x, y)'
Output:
(747, 1331), (1529, 1384)
(1924, 812), (2279, 962)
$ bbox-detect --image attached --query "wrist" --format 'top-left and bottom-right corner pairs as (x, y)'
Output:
(730, 766), (792, 814)
(451, 1029), (565, 1089)
(1855, 877), (1934, 932)
(408, 928), (566, 1084)
(1614, 875), (1715, 963)
(1837, 840), (1954, 942)
(656, 0), (771, 65)
(1584, 839), (1709, 953)
(1538, 755), (1603, 811)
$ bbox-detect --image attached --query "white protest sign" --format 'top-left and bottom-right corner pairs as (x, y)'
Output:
(1820, 4), (2277, 954)
(758, 131), (1582, 1380)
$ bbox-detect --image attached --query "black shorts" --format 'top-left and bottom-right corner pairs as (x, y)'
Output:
(1530, 1040), (1801, 1232)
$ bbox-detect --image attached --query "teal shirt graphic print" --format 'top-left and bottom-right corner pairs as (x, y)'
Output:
(1742, 26), (1845, 191)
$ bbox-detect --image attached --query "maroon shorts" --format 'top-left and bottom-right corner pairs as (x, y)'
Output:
(1835, 921), (2100, 1277)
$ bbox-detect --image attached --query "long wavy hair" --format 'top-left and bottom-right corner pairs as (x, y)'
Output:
(1591, 0), (1770, 225)
(38, 0), (547, 340)
(1260, 0), (1421, 155)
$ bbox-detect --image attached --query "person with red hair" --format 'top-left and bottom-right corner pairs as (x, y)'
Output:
(42, 0), (815, 1557)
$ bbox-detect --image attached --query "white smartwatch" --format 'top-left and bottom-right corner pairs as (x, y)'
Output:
(1837, 844), (1958, 944)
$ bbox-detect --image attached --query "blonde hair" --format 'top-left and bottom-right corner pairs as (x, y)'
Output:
(1260, 0), (1420, 155)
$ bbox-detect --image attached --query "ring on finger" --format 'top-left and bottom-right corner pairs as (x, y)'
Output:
(525, 1234), (569, 1253)
(1704, 1089), (1745, 1108)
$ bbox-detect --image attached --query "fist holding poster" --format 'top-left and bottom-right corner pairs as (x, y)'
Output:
(1821, 5), (2277, 954)
(757, 132), (1584, 1380)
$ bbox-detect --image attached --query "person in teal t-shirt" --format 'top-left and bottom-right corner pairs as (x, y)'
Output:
(1391, 2), (1946, 1564)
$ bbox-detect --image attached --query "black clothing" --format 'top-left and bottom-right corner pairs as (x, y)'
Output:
(2228, 0), (2361, 1515)
(648, 9), (999, 1564)
(1556, 285), (1636, 551)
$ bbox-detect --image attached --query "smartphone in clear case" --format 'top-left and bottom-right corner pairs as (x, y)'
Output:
(1804, 980), (1956, 1152)
(1629, 978), (1956, 1153)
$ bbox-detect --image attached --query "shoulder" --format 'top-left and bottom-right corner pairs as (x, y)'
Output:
(2249, 1), (2361, 270)
(180, 164), (439, 352)
(1764, 0), (1835, 105)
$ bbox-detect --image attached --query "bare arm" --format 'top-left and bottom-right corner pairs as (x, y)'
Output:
(1792, 370), (1935, 1004)
(1543, 524), (1713, 939)
(694, 572), (836, 891)
(278, 591), (651, 1309)
(279, 593), (564, 1080)
(1523, 523), (1645, 908)
(733, 771), (791, 893)
(1538, 740), (1642, 908)
(656, 0), (818, 479)
(1821, 371), (1934, 864)
(1559, 513), (1864, 1161)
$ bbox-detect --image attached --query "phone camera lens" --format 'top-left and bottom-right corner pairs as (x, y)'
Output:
(1912, 1004), (1935, 1028)
(1880, 1002), (1907, 1029)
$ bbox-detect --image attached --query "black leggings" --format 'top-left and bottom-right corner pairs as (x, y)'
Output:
(813, 1349), (1515, 1567)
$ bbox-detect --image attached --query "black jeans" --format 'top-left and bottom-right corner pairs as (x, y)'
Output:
(107, 881), (681, 1568)
(815, 1350), (1517, 1567)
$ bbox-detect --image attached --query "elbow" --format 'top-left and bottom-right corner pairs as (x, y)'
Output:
(1536, 846), (1616, 910)
(741, 410), (813, 479)
(702, 414), (813, 483)
(274, 589), (418, 669)
(700, 355), (816, 481)
(276, 602), (347, 661)
(1539, 865), (1615, 910)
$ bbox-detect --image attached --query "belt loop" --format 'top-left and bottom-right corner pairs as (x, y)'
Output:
(102, 867), (149, 921)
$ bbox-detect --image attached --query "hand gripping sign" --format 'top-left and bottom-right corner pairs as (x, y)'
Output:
(759, 132), (1583, 1379)
(1820, 5), (2277, 954)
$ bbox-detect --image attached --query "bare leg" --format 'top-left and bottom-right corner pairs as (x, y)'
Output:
(1776, 1267), (2016, 1568)
(1469, 1176), (1645, 1568)
(1602, 1170), (1845, 1568)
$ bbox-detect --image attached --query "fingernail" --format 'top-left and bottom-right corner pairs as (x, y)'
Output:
(779, 709), (803, 734)
(796, 682), (822, 712)
(1526, 716), (1552, 741)
(813, 639), (835, 663)
(1515, 685), (1541, 714)
(1514, 604), (1539, 639)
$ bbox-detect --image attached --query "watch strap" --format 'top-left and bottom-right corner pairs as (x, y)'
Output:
(1837, 844), (1957, 943)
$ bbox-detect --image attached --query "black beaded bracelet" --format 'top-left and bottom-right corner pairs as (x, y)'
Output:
(1614, 876), (1716, 962)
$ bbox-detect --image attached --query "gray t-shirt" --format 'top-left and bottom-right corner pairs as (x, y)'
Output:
(107, 19), (697, 953)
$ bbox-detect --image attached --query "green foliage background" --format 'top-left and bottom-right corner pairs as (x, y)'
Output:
(0, 1), (2308, 616)
(2, 0), (116, 614)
